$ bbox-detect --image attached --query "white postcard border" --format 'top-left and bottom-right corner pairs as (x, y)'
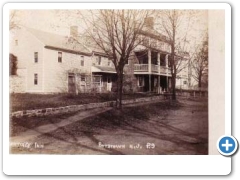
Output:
(3, 2), (231, 175)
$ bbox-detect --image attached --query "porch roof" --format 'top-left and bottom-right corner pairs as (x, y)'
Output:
(92, 66), (117, 74)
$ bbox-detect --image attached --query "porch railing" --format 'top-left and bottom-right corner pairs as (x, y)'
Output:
(151, 64), (159, 73)
(134, 64), (171, 75)
(160, 66), (167, 74)
(134, 64), (149, 71)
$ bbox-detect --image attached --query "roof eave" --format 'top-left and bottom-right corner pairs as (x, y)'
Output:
(44, 46), (92, 56)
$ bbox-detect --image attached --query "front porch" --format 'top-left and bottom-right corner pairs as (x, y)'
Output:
(136, 74), (171, 93)
(91, 73), (118, 93)
(91, 65), (117, 93)
(134, 49), (172, 93)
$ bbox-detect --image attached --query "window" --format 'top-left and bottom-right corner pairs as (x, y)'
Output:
(142, 37), (149, 46)
(34, 52), (38, 63)
(151, 39), (157, 48)
(80, 56), (84, 66)
(138, 76), (144, 87)
(34, 73), (38, 85)
(93, 75), (101, 83)
(81, 76), (86, 82)
(80, 75), (86, 86)
(58, 52), (62, 63)
(125, 59), (129, 65)
(15, 40), (18, 46)
(159, 42), (164, 49)
(96, 56), (101, 65)
(183, 81), (187, 85)
(108, 59), (111, 66)
(92, 75), (102, 87)
(166, 44), (171, 53)
(107, 77), (111, 83)
(136, 35), (142, 44)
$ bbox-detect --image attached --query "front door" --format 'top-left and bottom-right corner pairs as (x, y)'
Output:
(68, 74), (76, 93)
(107, 76), (112, 91)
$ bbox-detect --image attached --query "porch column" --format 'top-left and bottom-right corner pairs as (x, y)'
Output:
(148, 49), (151, 92)
(75, 73), (79, 95)
(165, 54), (169, 91)
(157, 52), (161, 94)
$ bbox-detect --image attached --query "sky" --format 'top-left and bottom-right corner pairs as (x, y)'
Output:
(11, 9), (208, 43)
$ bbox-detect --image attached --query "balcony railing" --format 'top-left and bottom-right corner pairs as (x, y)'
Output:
(134, 64), (148, 71)
(134, 64), (171, 75)
(151, 64), (159, 73)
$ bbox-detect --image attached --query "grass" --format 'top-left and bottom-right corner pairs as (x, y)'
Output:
(10, 101), (181, 137)
(10, 111), (79, 137)
(10, 92), (157, 112)
(74, 101), (182, 132)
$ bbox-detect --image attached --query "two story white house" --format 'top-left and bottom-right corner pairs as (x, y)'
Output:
(10, 26), (94, 94)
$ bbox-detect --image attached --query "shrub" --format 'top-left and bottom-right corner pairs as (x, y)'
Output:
(10, 53), (18, 76)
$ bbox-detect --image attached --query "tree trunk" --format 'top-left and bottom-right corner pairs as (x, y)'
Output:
(171, 23), (176, 101)
(171, 72), (176, 100)
(116, 70), (123, 110)
(198, 80), (202, 88)
(198, 74), (202, 88)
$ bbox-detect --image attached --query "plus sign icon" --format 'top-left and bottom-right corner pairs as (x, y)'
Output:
(217, 135), (238, 156)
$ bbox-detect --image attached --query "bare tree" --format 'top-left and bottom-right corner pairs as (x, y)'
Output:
(9, 10), (19, 30)
(80, 10), (150, 109)
(191, 32), (208, 88)
(157, 10), (196, 100)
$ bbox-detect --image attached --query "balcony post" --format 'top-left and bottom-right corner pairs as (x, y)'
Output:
(148, 49), (151, 92)
(157, 52), (161, 94)
(165, 54), (169, 91)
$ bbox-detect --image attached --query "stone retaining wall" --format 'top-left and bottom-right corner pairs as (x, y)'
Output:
(11, 95), (163, 118)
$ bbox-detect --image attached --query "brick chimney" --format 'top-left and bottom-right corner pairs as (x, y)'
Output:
(70, 26), (78, 37)
(144, 17), (154, 29)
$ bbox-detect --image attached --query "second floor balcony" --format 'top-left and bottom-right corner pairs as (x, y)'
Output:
(134, 64), (171, 76)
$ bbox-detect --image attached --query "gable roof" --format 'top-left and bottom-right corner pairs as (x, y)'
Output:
(25, 27), (92, 56)
(24, 26), (171, 58)
(139, 27), (171, 44)
(77, 27), (171, 57)
(76, 35), (106, 55)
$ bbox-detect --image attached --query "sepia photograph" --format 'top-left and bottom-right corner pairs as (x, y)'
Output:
(9, 9), (209, 155)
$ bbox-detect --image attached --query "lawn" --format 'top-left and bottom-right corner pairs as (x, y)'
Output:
(10, 111), (79, 137)
(10, 99), (180, 137)
(10, 92), (157, 112)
